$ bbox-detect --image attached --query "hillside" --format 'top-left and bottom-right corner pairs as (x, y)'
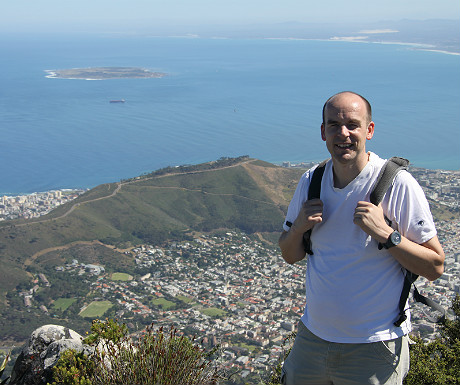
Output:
(0, 157), (304, 301)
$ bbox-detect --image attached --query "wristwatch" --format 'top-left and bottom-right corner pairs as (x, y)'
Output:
(382, 230), (402, 249)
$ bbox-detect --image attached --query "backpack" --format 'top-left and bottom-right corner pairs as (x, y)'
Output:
(288, 157), (446, 327)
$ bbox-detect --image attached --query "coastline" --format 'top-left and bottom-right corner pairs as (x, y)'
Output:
(0, 189), (87, 222)
(44, 70), (104, 81)
(44, 67), (167, 80)
(264, 36), (459, 56)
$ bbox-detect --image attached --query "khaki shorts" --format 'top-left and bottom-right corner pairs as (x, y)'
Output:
(281, 321), (410, 385)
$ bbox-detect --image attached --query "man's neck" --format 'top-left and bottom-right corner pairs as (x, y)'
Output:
(332, 152), (370, 189)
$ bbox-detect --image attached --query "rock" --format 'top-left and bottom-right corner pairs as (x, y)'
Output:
(9, 325), (86, 385)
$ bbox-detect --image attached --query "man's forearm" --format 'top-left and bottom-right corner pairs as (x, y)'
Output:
(385, 234), (445, 281)
(279, 229), (306, 264)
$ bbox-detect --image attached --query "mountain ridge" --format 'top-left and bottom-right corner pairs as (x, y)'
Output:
(0, 157), (304, 298)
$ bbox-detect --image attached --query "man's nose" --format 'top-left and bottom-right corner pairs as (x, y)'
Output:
(338, 125), (350, 137)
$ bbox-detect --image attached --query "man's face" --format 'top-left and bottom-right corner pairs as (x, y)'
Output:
(320, 93), (374, 166)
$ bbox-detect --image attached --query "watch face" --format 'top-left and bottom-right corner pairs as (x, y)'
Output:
(391, 231), (401, 245)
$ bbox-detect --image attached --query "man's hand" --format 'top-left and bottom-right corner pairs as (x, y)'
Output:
(291, 199), (324, 234)
(353, 201), (392, 243)
(279, 199), (323, 264)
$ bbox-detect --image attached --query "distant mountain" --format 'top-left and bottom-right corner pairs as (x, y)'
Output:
(0, 157), (304, 297)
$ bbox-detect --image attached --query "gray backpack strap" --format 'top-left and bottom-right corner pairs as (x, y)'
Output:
(370, 157), (409, 206)
(372, 157), (409, 250)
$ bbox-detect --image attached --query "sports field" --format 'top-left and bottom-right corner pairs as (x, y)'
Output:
(110, 272), (133, 281)
(52, 298), (77, 311)
(79, 300), (113, 318)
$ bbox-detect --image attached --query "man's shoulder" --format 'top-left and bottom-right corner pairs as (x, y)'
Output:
(368, 152), (387, 168)
(393, 168), (418, 188)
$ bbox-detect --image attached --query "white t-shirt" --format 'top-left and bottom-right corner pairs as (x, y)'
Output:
(283, 152), (436, 343)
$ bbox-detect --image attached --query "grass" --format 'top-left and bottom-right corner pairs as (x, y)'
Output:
(200, 307), (227, 317)
(176, 295), (194, 304)
(110, 272), (133, 281)
(151, 298), (176, 310)
(52, 298), (77, 311)
(79, 300), (113, 318)
(235, 342), (257, 352)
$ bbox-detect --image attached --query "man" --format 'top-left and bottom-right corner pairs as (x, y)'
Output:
(279, 91), (445, 385)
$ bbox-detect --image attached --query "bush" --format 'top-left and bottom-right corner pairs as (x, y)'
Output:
(404, 295), (460, 385)
(48, 349), (94, 385)
(49, 320), (223, 385)
(92, 325), (221, 385)
(84, 318), (128, 345)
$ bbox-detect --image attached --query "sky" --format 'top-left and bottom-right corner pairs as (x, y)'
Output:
(1, 0), (459, 34)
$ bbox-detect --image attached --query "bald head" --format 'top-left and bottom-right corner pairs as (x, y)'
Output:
(322, 92), (372, 125)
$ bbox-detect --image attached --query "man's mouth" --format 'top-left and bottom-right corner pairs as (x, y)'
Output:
(336, 143), (353, 149)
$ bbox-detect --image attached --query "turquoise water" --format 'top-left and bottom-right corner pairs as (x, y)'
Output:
(1, 35), (459, 194)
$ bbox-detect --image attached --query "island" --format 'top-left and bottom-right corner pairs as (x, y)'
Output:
(45, 67), (167, 80)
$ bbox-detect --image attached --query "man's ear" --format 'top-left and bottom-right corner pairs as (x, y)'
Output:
(366, 121), (375, 140)
(321, 123), (326, 141)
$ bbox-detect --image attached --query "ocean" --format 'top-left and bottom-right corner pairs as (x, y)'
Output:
(1, 34), (459, 195)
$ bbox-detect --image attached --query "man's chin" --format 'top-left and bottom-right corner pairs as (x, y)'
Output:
(333, 152), (355, 163)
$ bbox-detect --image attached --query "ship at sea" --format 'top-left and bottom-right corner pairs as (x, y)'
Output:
(109, 99), (125, 103)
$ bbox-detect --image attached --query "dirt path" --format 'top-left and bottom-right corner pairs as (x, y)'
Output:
(15, 160), (255, 228)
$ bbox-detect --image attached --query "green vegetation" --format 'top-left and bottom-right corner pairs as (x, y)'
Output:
(110, 272), (133, 281)
(151, 298), (176, 311)
(84, 318), (128, 345)
(52, 298), (77, 312)
(130, 155), (252, 181)
(177, 295), (194, 304)
(79, 301), (113, 319)
(200, 308), (227, 317)
(234, 342), (257, 353)
(49, 319), (222, 385)
(48, 349), (93, 385)
(403, 295), (460, 385)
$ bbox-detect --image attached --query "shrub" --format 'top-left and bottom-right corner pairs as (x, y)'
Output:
(48, 349), (94, 385)
(83, 318), (128, 345)
(91, 325), (222, 385)
(49, 320), (223, 385)
(404, 295), (460, 385)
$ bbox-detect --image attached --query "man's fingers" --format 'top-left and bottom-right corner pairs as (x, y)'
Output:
(303, 198), (323, 207)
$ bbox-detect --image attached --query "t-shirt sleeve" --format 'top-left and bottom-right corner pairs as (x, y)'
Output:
(383, 170), (437, 244)
(282, 169), (313, 232)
